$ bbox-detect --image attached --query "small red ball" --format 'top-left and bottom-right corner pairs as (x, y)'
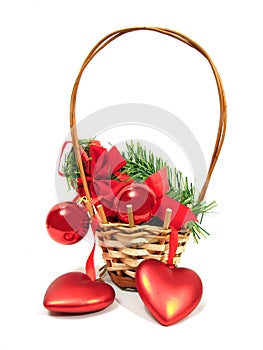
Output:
(46, 202), (90, 245)
(114, 183), (156, 224)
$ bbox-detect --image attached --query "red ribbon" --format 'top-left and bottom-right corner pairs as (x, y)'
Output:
(85, 214), (100, 280)
(167, 229), (179, 267)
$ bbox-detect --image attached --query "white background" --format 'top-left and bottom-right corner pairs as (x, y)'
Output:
(1, 1), (263, 349)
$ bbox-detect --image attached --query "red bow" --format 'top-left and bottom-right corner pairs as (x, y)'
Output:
(145, 168), (197, 230)
(77, 145), (196, 229)
(77, 145), (132, 220)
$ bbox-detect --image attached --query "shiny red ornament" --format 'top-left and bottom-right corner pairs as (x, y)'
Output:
(135, 259), (203, 326)
(114, 183), (156, 224)
(43, 272), (115, 314)
(46, 202), (89, 245)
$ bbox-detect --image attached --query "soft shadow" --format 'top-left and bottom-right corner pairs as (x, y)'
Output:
(44, 301), (118, 319)
(103, 274), (156, 324)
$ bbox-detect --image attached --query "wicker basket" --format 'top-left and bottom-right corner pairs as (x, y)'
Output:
(69, 27), (227, 289)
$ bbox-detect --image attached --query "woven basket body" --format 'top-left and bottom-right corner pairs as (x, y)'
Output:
(96, 223), (190, 289)
(69, 27), (227, 290)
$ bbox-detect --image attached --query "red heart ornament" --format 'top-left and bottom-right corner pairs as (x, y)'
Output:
(43, 272), (115, 314)
(135, 259), (203, 326)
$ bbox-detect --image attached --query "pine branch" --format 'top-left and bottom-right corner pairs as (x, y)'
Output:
(120, 141), (217, 241)
(62, 139), (94, 191)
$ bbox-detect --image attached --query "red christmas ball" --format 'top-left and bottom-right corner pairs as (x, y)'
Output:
(46, 202), (90, 245)
(114, 183), (156, 224)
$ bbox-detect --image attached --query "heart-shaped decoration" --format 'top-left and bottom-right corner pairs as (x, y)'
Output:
(135, 259), (203, 326)
(43, 272), (115, 314)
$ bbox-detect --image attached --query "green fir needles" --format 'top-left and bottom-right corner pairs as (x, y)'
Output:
(120, 142), (217, 242)
(62, 139), (217, 243)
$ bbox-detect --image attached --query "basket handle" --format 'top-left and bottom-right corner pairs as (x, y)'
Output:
(70, 26), (227, 214)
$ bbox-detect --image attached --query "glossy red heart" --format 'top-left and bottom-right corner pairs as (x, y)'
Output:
(43, 272), (115, 314)
(135, 259), (203, 326)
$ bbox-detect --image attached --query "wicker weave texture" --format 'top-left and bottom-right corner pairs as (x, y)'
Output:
(96, 223), (190, 288)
